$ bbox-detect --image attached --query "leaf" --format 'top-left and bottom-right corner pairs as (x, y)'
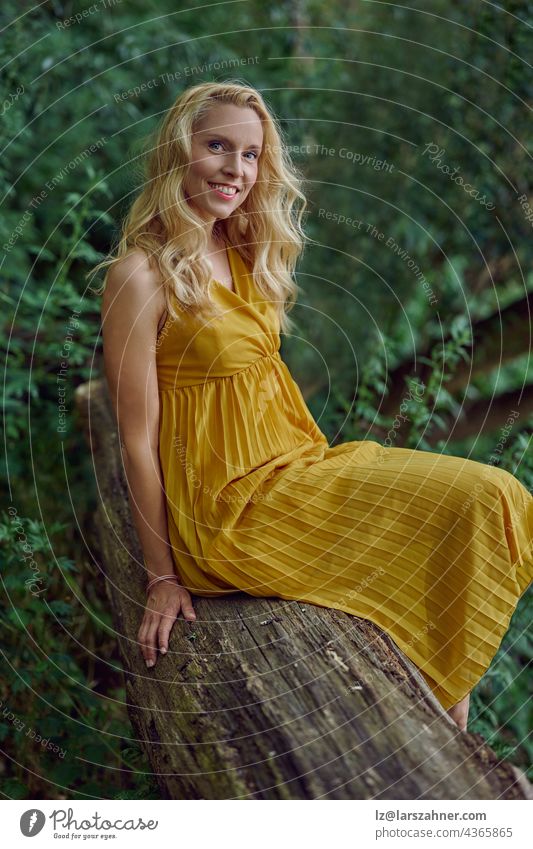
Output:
(27, 245), (55, 261)
(49, 600), (73, 618)
(0, 778), (29, 798)
(65, 192), (82, 206)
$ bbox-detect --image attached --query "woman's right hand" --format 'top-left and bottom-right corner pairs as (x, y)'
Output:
(138, 580), (197, 668)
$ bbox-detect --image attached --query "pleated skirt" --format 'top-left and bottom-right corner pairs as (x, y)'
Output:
(199, 439), (533, 710)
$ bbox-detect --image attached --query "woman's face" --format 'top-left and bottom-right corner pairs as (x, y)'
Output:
(183, 103), (263, 225)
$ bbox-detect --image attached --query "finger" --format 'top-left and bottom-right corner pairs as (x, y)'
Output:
(178, 590), (196, 621)
(138, 616), (155, 653)
(138, 624), (149, 661)
(158, 607), (178, 654)
(138, 628), (153, 665)
(143, 617), (161, 667)
(180, 601), (196, 621)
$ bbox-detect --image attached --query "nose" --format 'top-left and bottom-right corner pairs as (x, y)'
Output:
(221, 151), (245, 178)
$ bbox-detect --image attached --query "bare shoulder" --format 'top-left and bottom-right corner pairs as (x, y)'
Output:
(102, 249), (166, 326)
(105, 248), (161, 296)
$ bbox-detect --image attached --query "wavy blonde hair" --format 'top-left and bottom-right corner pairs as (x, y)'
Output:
(88, 79), (309, 334)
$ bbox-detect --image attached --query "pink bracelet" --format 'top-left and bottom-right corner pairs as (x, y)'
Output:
(146, 574), (180, 594)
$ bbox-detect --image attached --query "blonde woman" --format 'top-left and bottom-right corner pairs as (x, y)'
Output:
(95, 80), (533, 733)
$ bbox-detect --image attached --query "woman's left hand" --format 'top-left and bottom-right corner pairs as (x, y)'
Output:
(137, 580), (196, 668)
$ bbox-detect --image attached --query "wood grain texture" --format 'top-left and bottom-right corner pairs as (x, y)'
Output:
(75, 378), (533, 800)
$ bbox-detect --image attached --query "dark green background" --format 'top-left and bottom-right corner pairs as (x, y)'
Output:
(1, 0), (532, 798)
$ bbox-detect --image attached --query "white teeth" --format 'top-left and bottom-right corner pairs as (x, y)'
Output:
(209, 182), (237, 195)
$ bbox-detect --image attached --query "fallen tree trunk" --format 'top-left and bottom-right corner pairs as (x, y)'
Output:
(74, 378), (533, 801)
(428, 384), (533, 443)
(357, 382), (533, 449)
(376, 289), (533, 418)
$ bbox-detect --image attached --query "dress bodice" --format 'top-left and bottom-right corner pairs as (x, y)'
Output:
(155, 246), (281, 390)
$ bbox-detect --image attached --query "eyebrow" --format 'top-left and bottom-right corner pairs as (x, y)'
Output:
(205, 133), (262, 151)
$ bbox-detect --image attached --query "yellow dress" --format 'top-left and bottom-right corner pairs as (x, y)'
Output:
(156, 245), (533, 710)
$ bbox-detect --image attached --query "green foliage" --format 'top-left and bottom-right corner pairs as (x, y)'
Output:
(329, 324), (533, 773)
(0, 510), (159, 799)
(468, 587), (533, 779)
(1, 0), (532, 797)
(324, 314), (474, 451)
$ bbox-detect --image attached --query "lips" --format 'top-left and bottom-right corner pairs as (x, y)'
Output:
(208, 182), (239, 196)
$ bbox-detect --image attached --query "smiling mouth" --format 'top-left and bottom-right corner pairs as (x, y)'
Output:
(207, 182), (240, 197)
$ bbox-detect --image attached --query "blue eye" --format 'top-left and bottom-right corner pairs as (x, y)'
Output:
(208, 141), (258, 160)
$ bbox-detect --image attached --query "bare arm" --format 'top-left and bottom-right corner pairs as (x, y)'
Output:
(101, 250), (172, 579)
(101, 251), (196, 667)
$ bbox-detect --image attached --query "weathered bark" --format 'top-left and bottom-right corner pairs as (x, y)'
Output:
(75, 378), (533, 800)
(465, 253), (517, 296)
(362, 382), (533, 449)
(428, 384), (533, 444)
